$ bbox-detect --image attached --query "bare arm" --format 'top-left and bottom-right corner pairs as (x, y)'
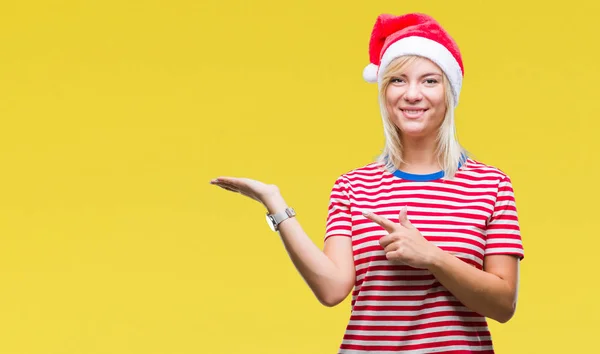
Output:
(211, 177), (355, 307)
(428, 252), (520, 323)
(264, 194), (355, 306)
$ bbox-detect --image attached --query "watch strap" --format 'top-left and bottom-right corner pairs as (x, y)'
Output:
(269, 207), (296, 230)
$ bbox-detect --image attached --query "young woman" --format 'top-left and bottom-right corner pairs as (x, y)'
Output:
(211, 12), (524, 354)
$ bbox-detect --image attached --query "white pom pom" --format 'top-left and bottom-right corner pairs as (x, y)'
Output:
(362, 63), (379, 83)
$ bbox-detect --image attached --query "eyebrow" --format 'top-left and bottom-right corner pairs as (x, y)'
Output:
(394, 72), (442, 78)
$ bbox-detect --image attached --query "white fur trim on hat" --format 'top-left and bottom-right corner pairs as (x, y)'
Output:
(362, 63), (379, 83)
(378, 36), (463, 106)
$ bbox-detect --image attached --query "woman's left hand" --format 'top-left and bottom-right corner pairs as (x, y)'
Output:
(362, 207), (441, 269)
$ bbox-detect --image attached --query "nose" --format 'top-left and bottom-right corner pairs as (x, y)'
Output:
(403, 82), (422, 103)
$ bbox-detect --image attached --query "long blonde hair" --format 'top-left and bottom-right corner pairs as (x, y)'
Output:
(375, 55), (467, 179)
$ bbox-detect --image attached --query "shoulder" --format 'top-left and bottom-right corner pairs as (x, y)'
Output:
(460, 158), (513, 182)
(333, 162), (388, 184)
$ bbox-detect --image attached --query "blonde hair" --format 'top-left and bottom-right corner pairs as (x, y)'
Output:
(375, 55), (467, 179)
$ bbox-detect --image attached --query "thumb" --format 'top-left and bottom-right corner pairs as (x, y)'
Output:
(398, 206), (414, 228)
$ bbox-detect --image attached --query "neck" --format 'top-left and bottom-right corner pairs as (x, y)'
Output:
(399, 135), (440, 173)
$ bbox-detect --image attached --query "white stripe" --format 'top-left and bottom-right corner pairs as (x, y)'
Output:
(486, 238), (521, 245)
(356, 279), (438, 287)
(355, 262), (430, 274)
(356, 286), (449, 297)
(354, 240), (385, 253)
(349, 179), (499, 194)
(486, 229), (520, 237)
(485, 248), (523, 255)
(351, 229), (387, 241)
(352, 216), (488, 233)
(327, 205), (350, 214)
(354, 250), (384, 262)
(350, 186), (497, 203)
(357, 297), (458, 307)
(344, 325), (489, 337)
(343, 335), (490, 346)
(326, 220), (352, 229)
(353, 198), (494, 211)
(493, 200), (516, 208)
(346, 175), (502, 188)
(351, 293), (460, 308)
(351, 305), (470, 317)
(486, 218), (519, 225)
(433, 242), (484, 254)
(421, 231), (485, 247)
(352, 230), (487, 248)
(340, 344), (494, 354)
(460, 169), (506, 179)
(348, 316), (486, 327)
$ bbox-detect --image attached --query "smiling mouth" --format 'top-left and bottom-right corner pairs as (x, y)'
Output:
(401, 108), (428, 112)
(400, 108), (428, 118)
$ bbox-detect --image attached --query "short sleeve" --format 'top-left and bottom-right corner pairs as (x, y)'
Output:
(484, 175), (525, 260)
(324, 176), (352, 242)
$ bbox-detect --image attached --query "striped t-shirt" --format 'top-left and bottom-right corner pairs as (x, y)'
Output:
(325, 158), (524, 354)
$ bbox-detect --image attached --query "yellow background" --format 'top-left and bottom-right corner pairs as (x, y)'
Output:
(0, 1), (597, 353)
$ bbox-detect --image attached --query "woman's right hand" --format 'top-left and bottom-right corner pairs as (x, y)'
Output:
(210, 176), (281, 206)
(211, 175), (356, 307)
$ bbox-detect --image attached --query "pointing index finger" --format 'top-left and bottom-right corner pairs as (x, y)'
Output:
(362, 211), (396, 233)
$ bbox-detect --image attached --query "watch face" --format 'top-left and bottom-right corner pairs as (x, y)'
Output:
(266, 214), (276, 232)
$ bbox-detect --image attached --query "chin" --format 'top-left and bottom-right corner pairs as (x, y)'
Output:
(401, 130), (429, 138)
(393, 121), (427, 135)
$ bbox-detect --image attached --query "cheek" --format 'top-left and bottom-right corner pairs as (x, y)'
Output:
(427, 89), (446, 113)
(384, 90), (396, 114)
(385, 86), (402, 103)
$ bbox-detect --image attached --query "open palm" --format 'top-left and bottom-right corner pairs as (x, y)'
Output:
(210, 176), (280, 204)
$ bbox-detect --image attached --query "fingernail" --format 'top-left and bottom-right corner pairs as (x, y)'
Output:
(362, 211), (369, 216)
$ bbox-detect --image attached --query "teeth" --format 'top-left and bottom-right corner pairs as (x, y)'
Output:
(403, 110), (423, 114)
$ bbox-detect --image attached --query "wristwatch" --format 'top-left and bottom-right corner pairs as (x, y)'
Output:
(266, 207), (296, 232)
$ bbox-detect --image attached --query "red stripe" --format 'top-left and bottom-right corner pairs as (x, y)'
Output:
(340, 339), (493, 352)
(352, 300), (464, 312)
(353, 200), (494, 213)
(353, 217), (487, 228)
(346, 320), (489, 332)
(356, 266), (435, 278)
(352, 193), (495, 206)
(344, 330), (488, 341)
(351, 292), (453, 302)
(345, 184), (498, 198)
(358, 284), (442, 292)
(487, 223), (520, 230)
(350, 311), (482, 321)
(352, 209), (489, 221)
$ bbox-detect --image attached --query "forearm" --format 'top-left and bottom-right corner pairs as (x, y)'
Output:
(428, 250), (517, 323)
(264, 194), (353, 306)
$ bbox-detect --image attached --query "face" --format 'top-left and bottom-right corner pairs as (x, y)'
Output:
(384, 57), (447, 140)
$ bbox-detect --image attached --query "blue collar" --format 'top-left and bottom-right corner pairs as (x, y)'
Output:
(391, 155), (466, 182)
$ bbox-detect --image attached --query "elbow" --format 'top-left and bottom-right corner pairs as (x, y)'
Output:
(493, 301), (517, 324)
(312, 276), (354, 307)
(315, 286), (352, 307)
(317, 293), (347, 307)
(494, 312), (514, 324)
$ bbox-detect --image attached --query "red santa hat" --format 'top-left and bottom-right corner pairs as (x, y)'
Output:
(362, 13), (464, 106)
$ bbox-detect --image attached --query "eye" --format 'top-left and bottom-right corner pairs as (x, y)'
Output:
(390, 77), (405, 84)
(424, 78), (439, 85)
